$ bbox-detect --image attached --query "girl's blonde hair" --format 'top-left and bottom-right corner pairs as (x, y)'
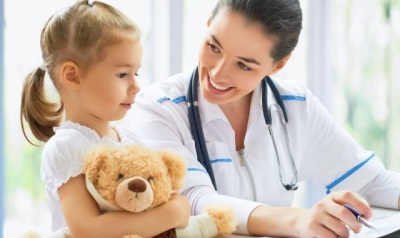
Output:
(20, 0), (140, 144)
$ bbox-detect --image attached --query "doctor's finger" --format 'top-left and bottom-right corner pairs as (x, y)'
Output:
(324, 198), (363, 233)
(330, 190), (373, 218)
(325, 196), (362, 233)
(319, 208), (354, 237)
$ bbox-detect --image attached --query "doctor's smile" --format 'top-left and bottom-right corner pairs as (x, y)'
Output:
(208, 75), (232, 94)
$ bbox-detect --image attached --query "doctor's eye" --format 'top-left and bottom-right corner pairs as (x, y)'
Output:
(238, 62), (252, 71)
(116, 73), (129, 79)
(206, 42), (220, 54)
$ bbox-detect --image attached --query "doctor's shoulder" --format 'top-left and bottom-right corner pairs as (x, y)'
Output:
(136, 72), (189, 107)
(270, 76), (310, 99)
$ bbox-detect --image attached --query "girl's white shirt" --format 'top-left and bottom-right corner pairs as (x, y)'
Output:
(123, 69), (398, 234)
(41, 121), (142, 231)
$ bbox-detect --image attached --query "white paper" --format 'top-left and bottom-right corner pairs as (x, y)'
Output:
(350, 208), (400, 238)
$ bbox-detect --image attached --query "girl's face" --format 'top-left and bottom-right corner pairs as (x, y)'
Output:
(198, 9), (287, 107)
(77, 39), (142, 123)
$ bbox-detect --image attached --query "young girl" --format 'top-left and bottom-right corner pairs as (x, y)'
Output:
(20, 1), (189, 237)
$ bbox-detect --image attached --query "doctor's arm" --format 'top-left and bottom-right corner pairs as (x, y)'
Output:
(358, 170), (400, 209)
(183, 184), (368, 237)
(300, 86), (400, 210)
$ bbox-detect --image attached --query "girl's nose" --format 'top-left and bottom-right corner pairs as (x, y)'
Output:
(129, 79), (140, 95)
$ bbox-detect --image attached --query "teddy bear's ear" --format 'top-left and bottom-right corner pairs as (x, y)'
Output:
(159, 150), (187, 190)
(82, 145), (113, 184)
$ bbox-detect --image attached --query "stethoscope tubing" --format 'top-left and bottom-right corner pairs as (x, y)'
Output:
(187, 67), (218, 189)
(188, 67), (298, 191)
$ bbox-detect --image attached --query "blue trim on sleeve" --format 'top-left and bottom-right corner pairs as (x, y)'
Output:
(281, 95), (306, 101)
(188, 158), (231, 173)
(188, 167), (208, 173)
(157, 95), (304, 104)
(325, 153), (376, 194)
(211, 158), (232, 164)
(157, 96), (186, 104)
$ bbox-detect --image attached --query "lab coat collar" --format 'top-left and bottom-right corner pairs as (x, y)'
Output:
(196, 81), (275, 126)
(198, 89), (227, 125)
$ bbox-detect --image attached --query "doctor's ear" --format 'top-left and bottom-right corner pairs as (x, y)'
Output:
(271, 54), (291, 75)
(60, 61), (81, 89)
(207, 16), (212, 27)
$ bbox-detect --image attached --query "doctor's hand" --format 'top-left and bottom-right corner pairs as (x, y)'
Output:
(295, 190), (372, 238)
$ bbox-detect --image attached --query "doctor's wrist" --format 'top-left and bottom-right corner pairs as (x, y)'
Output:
(247, 205), (301, 237)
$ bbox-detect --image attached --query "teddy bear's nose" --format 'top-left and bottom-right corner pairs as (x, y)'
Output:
(128, 179), (147, 193)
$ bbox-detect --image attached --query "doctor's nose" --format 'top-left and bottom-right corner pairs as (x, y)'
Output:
(211, 60), (230, 83)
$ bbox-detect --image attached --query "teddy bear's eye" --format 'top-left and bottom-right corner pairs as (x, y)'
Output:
(147, 176), (154, 183)
(117, 173), (124, 181)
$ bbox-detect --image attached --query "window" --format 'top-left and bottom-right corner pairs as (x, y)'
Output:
(331, 1), (400, 170)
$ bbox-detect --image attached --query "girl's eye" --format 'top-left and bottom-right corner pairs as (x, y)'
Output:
(206, 42), (220, 53)
(238, 62), (252, 71)
(116, 73), (128, 78)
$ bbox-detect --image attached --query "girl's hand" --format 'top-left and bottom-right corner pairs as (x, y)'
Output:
(295, 190), (372, 238)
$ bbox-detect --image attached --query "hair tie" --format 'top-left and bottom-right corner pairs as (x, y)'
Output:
(39, 64), (47, 72)
(88, 0), (95, 7)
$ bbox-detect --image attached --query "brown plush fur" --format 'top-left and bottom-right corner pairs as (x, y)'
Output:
(205, 205), (237, 236)
(83, 144), (187, 211)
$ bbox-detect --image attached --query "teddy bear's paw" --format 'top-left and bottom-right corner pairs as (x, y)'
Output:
(18, 231), (43, 238)
(205, 205), (237, 236)
(176, 213), (218, 238)
(18, 227), (71, 238)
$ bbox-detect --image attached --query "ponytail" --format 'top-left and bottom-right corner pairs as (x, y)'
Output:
(20, 67), (64, 145)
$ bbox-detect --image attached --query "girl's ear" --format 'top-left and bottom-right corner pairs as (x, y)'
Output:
(271, 54), (291, 75)
(60, 61), (81, 89)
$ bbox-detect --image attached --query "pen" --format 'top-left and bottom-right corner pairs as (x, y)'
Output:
(344, 204), (377, 229)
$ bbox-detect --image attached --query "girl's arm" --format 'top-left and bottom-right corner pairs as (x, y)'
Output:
(58, 175), (190, 238)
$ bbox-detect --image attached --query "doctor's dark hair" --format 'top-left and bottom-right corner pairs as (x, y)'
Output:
(210, 0), (302, 63)
(20, 0), (140, 144)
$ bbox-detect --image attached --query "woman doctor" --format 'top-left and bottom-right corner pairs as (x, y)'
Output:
(124, 0), (400, 237)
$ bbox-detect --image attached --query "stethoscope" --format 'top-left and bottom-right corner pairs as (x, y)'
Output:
(187, 67), (299, 191)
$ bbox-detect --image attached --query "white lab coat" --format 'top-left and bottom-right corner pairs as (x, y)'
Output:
(123, 69), (386, 234)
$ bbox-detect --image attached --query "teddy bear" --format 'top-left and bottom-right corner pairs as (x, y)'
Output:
(19, 144), (236, 238)
(83, 144), (237, 238)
